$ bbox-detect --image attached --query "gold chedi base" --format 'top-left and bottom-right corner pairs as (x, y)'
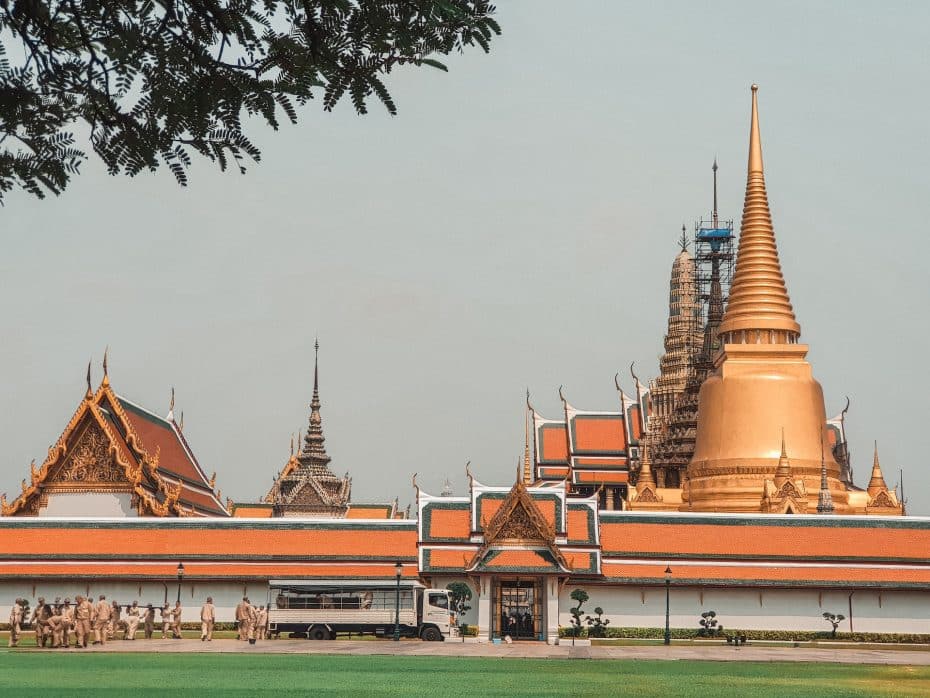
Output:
(685, 342), (851, 513)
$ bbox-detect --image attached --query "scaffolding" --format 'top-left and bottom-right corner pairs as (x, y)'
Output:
(693, 161), (734, 333)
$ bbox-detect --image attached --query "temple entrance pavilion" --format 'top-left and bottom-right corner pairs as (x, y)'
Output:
(493, 578), (544, 641)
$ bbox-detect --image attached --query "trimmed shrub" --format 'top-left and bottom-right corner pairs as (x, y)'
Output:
(556, 626), (930, 644)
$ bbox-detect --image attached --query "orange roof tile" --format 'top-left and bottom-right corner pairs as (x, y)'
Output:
(572, 416), (626, 453)
(0, 523), (417, 560)
(539, 424), (568, 463)
(427, 508), (471, 539)
(599, 517), (930, 563)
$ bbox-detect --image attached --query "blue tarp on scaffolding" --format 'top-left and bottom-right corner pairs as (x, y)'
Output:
(697, 227), (732, 239)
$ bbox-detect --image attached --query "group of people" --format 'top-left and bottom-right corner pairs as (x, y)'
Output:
(234, 597), (269, 645)
(6, 594), (239, 647)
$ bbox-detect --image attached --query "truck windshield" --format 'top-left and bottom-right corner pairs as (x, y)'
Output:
(428, 593), (448, 610)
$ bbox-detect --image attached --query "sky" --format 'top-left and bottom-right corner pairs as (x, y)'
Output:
(2, 2), (928, 515)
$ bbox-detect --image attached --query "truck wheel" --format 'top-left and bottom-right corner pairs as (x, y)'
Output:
(421, 626), (441, 642)
(309, 626), (329, 641)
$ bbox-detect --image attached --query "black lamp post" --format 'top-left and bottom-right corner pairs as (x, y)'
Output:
(176, 562), (185, 604)
(393, 561), (402, 642)
(664, 565), (672, 646)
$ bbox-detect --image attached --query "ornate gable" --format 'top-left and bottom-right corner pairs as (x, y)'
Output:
(1, 372), (218, 517)
(467, 479), (570, 573)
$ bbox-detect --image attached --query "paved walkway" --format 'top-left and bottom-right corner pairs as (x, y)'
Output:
(33, 638), (930, 665)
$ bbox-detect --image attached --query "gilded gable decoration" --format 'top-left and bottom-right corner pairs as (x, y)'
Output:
(467, 478), (570, 573)
(2, 360), (227, 517)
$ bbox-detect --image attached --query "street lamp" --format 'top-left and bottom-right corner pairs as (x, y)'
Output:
(393, 561), (402, 642)
(664, 565), (672, 646)
(176, 562), (185, 604)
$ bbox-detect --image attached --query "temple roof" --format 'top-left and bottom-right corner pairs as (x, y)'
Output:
(1, 371), (227, 517)
(265, 342), (351, 515)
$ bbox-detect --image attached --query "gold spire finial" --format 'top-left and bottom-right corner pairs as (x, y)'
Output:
(868, 440), (888, 496)
(637, 448), (656, 491)
(523, 405), (532, 485)
(717, 84), (800, 342)
(85, 360), (93, 399)
(102, 346), (109, 385)
(774, 428), (792, 487)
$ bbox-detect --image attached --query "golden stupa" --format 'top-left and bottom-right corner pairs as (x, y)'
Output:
(685, 85), (882, 514)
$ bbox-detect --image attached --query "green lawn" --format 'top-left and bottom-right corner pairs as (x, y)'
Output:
(1, 653), (929, 697)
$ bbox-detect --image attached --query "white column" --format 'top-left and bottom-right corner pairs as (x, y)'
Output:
(546, 577), (560, 644)
(476, 576), (491, 642)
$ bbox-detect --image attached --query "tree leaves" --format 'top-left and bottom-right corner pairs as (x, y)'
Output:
(0, 1), (500, 203)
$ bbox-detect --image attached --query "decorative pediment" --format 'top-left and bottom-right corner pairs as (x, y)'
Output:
(467, 479), (570, 573)
(1, 379), (209, 517)
(869, 490), (897, 510)
(48, 421), (125, 486)
(761, 477), (809, 514)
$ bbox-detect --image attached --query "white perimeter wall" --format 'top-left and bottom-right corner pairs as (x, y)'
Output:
(0, 581), (269, 623)
(560, 586), (930, 634)
(5, 579), (928, 635)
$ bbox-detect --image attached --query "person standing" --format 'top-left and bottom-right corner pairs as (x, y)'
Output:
(256, 605), (268, 641)
(110, 600), (122, 640)
(142, 604), (155, 639)
(93, 594), (111, 645)
(200, 596), (215, 642)
(74, 595), (92, 648)
(31, 597), (49, 648)
(246, 599), (258, 645)
(160, 604), (171, 639)
(234, 597), (250, 641)
(171, 601), (183, 639)
(8, 598), (23, 647)
(125, 601), (140, 640)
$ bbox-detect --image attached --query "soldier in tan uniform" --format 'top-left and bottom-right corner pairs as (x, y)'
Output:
(110, 600), (123, 640)
(256, 605), (268, 640)
(247, 599), (258, 644)
(93, 594), (111, 645)
(125, 601), (141, 640)
(234, 597), (250, 641)
(59, 599), (74, 648)
(74, 595), (91, 648)
(8, 598), (23, 647)
(31, 597), (49, 648)
(46, 605), (66, 648)
(160, 604), (172, 639)
(142, 604), (155, 639)
(200, 596), (215, 641)
(171, 601), (183, 639)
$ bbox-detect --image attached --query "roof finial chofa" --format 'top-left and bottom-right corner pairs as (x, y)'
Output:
(817, 430), (835, 514)
(102, 346), (109, 385)
(85, 359), (93, 399)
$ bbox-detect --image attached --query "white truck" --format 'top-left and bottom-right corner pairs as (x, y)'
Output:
(267, 579), (454, 641)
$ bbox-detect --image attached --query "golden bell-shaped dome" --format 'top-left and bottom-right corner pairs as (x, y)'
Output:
(687, 86), (851, 514)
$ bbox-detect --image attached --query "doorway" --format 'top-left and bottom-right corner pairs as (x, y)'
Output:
(493, 578), (543, 641)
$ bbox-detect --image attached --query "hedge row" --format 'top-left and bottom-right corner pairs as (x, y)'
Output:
(557, 626), (930, 643)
